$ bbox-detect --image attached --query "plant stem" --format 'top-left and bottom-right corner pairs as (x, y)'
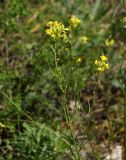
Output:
(124, 92), (126, 160)
(52, 44), (81, 159)
(62, 93), (81, 160)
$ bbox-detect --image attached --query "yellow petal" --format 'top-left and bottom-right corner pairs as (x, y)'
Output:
(95, 60), (99, 65)
(47, 21), (53, 26)
(100, 55), (108, 61)
(97, 68), (104, 72)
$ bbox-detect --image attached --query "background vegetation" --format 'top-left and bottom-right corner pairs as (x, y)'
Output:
(0, 0), (126, 159)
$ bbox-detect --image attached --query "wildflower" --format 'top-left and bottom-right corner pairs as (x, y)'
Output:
(70, 17), (81, 28)
(100, 55), (108, 61)
(81, 36), (89, 44)
(105, 38), (115, 47)
(0, 122), (5, 128)
(76, 57), (82, 63)
(95, 55), (109, 73)
(45, 21), (69, 40)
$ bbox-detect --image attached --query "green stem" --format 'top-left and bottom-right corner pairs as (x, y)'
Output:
(69, 124), (81, 160)
(52, 44), (81, 159)
(124, 92), (126, 160)
(62, 93), (81, 160)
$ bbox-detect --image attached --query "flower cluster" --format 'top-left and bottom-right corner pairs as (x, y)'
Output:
(95, 55), (109, 72)
(105, 38), (115, 47)
(70, 17), (81, 28)
(45, 21), (69, 40)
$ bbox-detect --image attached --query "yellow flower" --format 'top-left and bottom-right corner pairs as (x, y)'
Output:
(76, 57), (82, 63)
(105, 39), (115, 47)
(103, 62), (109, 69)
(47, 21), (53, 26)
(46, 28), (53, 35)
(97, 67), (104, 72)
(0, 122), (5, 128)
(81, 36), (89, 44)
(95, 55), (109, 73)
(100, 55), (108, 61)
(70, 17), (81, 28)
(45, 21), (69, 40)
(95, 59), (99, 65)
